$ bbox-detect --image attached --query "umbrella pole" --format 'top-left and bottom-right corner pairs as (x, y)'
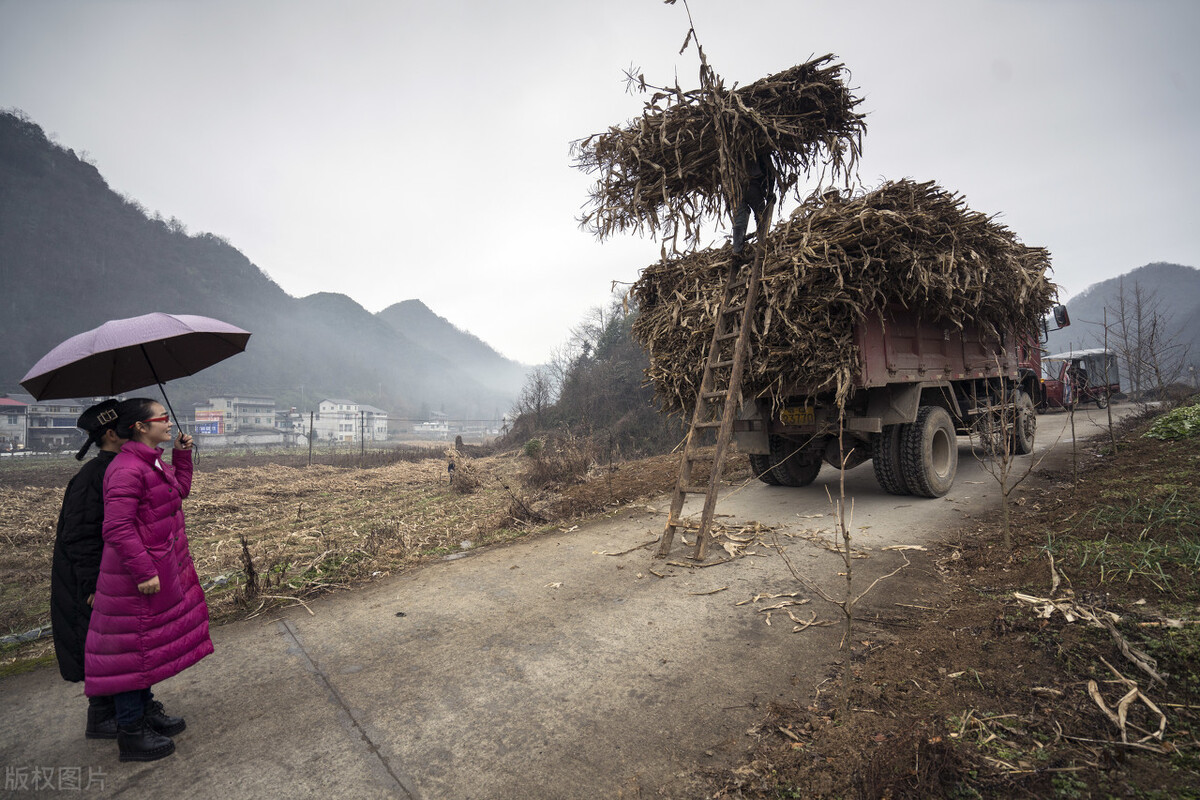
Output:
(140, 344), (183, 432)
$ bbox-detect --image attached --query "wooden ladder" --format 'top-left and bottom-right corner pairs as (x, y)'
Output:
(658, 210), (771, 561)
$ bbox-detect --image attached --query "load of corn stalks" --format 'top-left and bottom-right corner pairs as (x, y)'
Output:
(630, 179), (1057, 413)
(572, 54), (866, 249)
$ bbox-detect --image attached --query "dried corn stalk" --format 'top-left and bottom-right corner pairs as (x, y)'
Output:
(573, 54), (866, 248)
(631, 179), (1057, 413)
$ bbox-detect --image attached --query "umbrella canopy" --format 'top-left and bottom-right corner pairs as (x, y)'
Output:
(20, 312), (251, 401)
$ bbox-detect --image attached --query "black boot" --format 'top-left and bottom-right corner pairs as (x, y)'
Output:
(117, 719), (175, 763)
(143, 699), (186, 737)
(85, 697), (118, 740)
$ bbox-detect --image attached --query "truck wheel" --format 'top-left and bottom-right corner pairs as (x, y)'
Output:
(768, 436), (822, 487)
(1012, 391), (1036, 455)
(1096, 392), (1109, 410)
(749, 453), (782, 485)
(871, 424), (910, 495)
(901, 406), (958, 498)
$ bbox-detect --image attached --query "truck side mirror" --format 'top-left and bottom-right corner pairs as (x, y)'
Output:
(1053, 305), (1070, 328)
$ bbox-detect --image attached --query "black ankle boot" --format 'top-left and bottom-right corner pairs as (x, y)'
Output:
(116, 719), (175, 763)
(143, 699), (186, 737)
(85, 702), (118, 740)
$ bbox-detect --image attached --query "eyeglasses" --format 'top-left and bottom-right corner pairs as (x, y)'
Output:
(141, 415), (170, 425)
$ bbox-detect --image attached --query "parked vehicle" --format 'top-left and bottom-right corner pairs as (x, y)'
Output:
(734, 305), (1068, 497)
(1039, 349), (1120, 410)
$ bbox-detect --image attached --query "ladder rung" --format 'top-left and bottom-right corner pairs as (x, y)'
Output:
(723, 304), (746, 315)
(680, 485), (709, 495)
(701, 390), (728, 400)
(708, 359), (734, 369)
(716, 332), (739, 342)
(694, 420), (723, 429)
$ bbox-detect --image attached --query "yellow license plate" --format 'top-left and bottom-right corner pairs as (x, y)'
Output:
(779, 406), (815, 426)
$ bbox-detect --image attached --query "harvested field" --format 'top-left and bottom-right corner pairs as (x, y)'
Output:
(0, 446), (743, 669)
(632, 179), (1057, 413)
(573, 54), (865, 246)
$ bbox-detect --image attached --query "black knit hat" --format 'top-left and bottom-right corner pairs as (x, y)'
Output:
(75, 399), (121, 460)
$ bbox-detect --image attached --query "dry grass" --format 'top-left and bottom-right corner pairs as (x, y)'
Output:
(631, 179), (1057, 413)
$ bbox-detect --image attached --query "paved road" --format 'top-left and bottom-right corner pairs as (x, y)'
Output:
(0, 405), (1125, 798)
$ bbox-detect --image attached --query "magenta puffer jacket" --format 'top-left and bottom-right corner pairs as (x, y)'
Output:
(84, 441), (213, 696)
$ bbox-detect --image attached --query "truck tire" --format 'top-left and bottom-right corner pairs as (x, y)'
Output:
(768, 435), (822, 487)
(1096, 392), (1109, 410)
(901, 406), (958, 498)
(1012, 390), (1036, 455)
(871, 424), (910, 495)
(749, 453), (782, 485)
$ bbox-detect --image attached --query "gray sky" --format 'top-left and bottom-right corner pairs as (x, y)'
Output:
(2, 0), (1197, 364)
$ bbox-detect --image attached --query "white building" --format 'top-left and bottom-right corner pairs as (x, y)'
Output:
(313, 399), (388, 443)
(193, 395), (276, 434)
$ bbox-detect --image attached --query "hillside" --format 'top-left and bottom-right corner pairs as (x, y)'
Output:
(377, 300), (530, 400)
(1049, 262), (1200, 353)
(0, 110), (528, 417)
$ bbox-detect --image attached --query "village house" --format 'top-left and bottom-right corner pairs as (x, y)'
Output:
(1, 392), (88, 451)
(0, 396), (27, 451)
(313, 399), (389, 443)
(192, 395), (276, 434)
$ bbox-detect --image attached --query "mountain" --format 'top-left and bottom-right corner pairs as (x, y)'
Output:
(377, 300), (530, 399)
(1047, 262), (1200, 388)
(0, 109), (528, 417)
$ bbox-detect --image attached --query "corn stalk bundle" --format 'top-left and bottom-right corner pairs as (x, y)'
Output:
(572, 54), (866, 248)
(631, 179), (1057, 413)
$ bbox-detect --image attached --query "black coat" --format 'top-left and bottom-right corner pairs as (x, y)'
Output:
(50, 449), (115, 682)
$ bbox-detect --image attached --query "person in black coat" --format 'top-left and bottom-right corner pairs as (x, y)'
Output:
(50, 399), (127, 739)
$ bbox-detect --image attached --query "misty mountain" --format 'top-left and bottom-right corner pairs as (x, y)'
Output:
(0, 109), (529, 417)
(377, 300), (530, 399)
(1047, 262), (1200, 385)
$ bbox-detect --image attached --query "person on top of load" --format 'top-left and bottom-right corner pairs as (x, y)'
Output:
(730, 152), (774, 258)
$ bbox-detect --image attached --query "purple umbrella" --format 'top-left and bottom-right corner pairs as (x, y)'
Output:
(20, 312), (251, 423)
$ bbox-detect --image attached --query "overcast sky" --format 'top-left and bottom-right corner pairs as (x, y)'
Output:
(2, 0), (1197, 364)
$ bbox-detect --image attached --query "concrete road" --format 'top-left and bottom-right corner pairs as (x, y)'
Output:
(0, 405), (1126, 798)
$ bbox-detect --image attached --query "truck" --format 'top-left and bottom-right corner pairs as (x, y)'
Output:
(733, 304), (1069, 497)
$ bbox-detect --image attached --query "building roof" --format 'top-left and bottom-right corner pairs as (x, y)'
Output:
(0, 397), (27, 408)
(358, 404), (388, 415)
(320, 398), (359, 406)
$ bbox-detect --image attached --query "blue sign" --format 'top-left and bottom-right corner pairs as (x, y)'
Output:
(194, 422), (221, 435)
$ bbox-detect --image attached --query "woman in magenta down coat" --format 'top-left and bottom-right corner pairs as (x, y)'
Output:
(84, 398), (213, 763)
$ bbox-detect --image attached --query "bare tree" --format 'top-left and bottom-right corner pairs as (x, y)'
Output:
(970, 368), (1062, 550)
(512, 366), (555, 429)
(1106, 279), (1191, 403)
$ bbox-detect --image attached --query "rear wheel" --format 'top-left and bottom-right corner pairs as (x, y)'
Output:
(768, 435), (822, 487)
(871, 424), (910, 495)
(901, 406), (958, 498)
(1096, 392), (1109, 410)
(749, 452), (782, 485)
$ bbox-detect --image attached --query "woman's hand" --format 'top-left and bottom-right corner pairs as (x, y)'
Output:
(137, 576), (161, 595)
(174, 433), (193, 450)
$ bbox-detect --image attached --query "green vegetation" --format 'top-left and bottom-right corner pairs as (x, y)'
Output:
(1144, 400), (1200, 440)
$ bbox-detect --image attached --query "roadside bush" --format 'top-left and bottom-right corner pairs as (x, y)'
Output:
(522, 438), (544, 458)
(521, 432), (594, 489)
